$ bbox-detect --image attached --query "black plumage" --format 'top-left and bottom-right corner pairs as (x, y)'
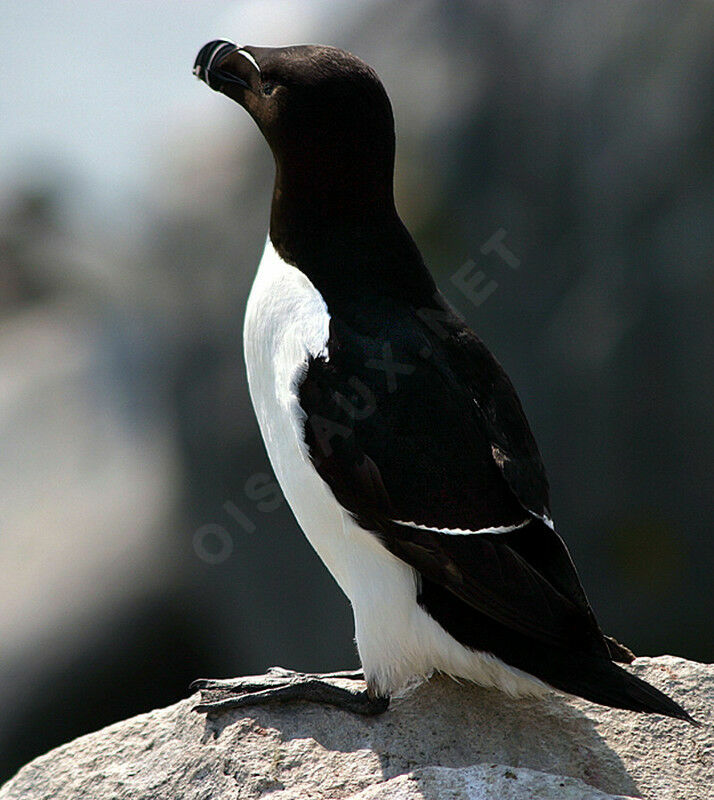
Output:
(192, 39), (695, 724)
(298, 292), (692, 721)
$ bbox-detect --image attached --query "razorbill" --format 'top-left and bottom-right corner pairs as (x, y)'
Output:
(191, 40), (695, 723)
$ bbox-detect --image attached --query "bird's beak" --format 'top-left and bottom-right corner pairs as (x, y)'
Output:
(193, 40), (260, 99)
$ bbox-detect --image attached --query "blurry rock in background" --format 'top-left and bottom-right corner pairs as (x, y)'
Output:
(0, 184), (208, 776)
(1, 0), (713, 785)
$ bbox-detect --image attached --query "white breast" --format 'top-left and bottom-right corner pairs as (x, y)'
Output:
(243, 236), (547, 698)
(243, 236), (343, 580)
(243, 237), (405, 601)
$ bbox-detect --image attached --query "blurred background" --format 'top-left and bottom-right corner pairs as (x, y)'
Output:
(1, 0), (713, 783)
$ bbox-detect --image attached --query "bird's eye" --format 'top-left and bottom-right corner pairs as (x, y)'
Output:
(262, 82), (275, 96)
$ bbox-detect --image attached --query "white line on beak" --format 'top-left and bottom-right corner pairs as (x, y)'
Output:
(237, 49), (261, 75)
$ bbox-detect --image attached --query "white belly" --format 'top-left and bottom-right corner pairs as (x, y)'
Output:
(243, 236), (547, 698)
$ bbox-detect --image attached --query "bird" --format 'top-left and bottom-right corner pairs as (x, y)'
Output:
(190, 39), (695, 724)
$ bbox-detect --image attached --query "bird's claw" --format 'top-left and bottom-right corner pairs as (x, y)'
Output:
(190, 667), (384, 716)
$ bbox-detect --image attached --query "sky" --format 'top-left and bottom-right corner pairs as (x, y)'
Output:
(0, 0), (366, 215)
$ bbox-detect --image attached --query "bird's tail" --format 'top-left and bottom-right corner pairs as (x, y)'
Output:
(550, 656), (698, 725)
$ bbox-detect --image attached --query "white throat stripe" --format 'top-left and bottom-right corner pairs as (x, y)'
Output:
(392, 519), (532, 535)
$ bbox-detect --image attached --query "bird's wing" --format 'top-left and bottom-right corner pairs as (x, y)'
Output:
(298, 295), (608, 655)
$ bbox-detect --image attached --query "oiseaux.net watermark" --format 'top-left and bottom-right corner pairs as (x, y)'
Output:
(192, 228), (521, 564)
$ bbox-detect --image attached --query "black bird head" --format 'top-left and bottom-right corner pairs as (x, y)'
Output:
(193, 42), (397, 212)
(192, 40), (431, 300)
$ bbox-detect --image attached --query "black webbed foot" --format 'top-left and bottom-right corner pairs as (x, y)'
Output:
(191, 666), (388, 716)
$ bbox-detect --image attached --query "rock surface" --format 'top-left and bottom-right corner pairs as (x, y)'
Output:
(0, 656), (710, 800)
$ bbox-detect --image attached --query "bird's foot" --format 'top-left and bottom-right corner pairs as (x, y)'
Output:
(190, 666), (388, 716)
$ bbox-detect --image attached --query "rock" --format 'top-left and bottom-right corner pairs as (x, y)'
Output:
(0, 656), (710, 800)
(338, 765), (634, 799)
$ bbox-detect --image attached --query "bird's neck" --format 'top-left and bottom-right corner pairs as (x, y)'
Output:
(271, 153), (396, 228)
(269, 161), (436, 306)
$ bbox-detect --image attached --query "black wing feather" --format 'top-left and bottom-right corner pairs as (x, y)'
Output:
(384, 523), (605, 653)
(296, 293), (702, 721)
(299, 294), (609, 657)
